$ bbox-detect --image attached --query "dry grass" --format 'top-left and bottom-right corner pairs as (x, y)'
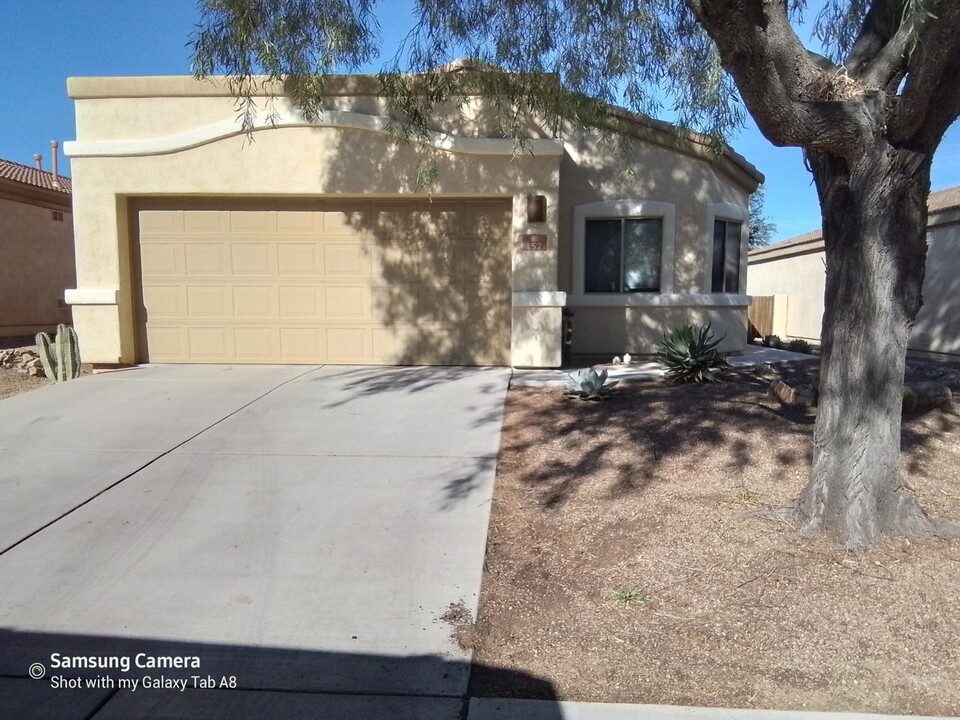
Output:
(470, 375), (960, 715)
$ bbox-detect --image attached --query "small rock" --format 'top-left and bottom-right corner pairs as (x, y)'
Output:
(612, 356), (622, 365)
(623, 353), (632, 364)
(27, 366), (45, 378)
(769, 379), (817, 408)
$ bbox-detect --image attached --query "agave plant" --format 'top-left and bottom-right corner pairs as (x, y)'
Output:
(565, 366), (619, 400)
(656, 323), (727, 383)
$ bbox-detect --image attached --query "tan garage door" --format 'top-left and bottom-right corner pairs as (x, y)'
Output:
(136, 200), (512, 365)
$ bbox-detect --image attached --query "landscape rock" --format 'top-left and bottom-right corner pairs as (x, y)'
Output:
(769, 379), (818, 408)
(904, 381), (952, 412)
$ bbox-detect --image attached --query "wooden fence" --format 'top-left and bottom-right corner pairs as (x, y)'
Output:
(748, 296), (774, 339)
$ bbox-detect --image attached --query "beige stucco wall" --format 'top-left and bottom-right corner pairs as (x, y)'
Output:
(0, 194), (75, 337)
(559, 132), (752, 355)
(65, 76), (759, 366)
(747, 208), (960, 357)
(748, 246), (826, 341)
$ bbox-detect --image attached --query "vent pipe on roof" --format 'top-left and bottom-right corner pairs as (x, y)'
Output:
(50, 141), (59, 181)
(33, 154), (42, 170)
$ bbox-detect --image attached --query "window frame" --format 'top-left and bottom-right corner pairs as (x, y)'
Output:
(573, 199), (676, 301)
(704, 203), (749, 295)
(584, 216), (664, 294)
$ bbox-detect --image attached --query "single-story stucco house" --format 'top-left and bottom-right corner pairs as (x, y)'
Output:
(0, 149), (75, 338)
(63, 73), (762, 368)
(748, 186), (960, 359)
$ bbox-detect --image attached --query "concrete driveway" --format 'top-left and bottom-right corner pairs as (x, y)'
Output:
(0, 364), (511, 719)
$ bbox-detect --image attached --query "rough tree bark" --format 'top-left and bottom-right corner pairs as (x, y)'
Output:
(798, 145), (937, 550)
(685, 0), (960, 550)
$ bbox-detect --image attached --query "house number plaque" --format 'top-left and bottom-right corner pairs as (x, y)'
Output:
(520, 234), (548, 251)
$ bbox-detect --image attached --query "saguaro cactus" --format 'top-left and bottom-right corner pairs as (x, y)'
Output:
(36, 324), (81, 383)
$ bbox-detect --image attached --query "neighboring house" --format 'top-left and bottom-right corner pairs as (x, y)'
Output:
(63, 73), (762, 368)
(748, 186), (960, 358)
(0, 149), (75, 338)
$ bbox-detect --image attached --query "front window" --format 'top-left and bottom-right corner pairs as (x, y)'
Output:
(584, 218), (662, 293)
(711, 219), (741, 293)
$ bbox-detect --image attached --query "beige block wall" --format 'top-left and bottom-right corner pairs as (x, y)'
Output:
(747, 212), (960, 357)
(913, 218), (960, 355)
(748, 248), (826, 341)
(0, 196), (75, 337)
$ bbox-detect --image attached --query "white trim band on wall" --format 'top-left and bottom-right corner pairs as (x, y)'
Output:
(64, 109), (566, 159)
(567, 293), (752, 308)
(65, 288), (118, 305)
(512, 291), (568, 308)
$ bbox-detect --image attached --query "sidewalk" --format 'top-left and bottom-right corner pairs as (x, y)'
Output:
(511, 345), (816, 388)
(469, 698), (957, 720)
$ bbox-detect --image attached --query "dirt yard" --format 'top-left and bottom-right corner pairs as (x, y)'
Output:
(0, 367), (47, 400)
(469, 370), (960, 715)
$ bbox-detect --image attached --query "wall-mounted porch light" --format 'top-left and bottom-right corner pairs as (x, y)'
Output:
(526, 194), (547, 223)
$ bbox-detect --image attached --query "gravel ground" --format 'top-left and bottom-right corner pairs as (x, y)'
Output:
(0, 367), (48, 400)
(470, 372), (960, 715)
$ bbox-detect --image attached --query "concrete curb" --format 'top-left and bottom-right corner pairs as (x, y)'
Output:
(468, 698), (958, 720)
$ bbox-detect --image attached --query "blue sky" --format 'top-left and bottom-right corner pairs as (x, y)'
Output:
(1, 0), (956, 242)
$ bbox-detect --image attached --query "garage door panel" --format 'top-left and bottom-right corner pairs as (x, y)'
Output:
(279, 328), (322, 361)
(138, 201), (510, 365)
(416, 325), (460, 365)
(370, 285), (419, 324)
(228, 210), (273, 234)
(140, 244), (183, 277)
(144, 327), (185, 361)
(323, 286), (368, 320)
(278, 286), (321, 318)
(184, 243), (228, 276)
(183, 211), (228, 234)
(322, 243), (370, 277)
(187, 327), (231, 360)
(276, 211), (321, 234)
(277, 244), (321, 276)
(230, 243), (275, 276)
(371, 324), (419, 364)
(139, 209), (182, 234)
(322, 206), (369, 236)
(325, 327), (367, 362)
(234, 327), (277, 361)
(186, 286), (228, 318)
(232, 286), (276, 318)
(142, 285), (184, 318)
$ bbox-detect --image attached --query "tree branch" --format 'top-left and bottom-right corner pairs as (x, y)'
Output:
(888, 0), (960, 149)
(845, 0), (908, 73)
(859, 0), (938, 90)
(685, 0), (865, 156)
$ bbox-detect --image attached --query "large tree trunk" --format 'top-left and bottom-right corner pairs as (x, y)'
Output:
(797, 146), (936, 551)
